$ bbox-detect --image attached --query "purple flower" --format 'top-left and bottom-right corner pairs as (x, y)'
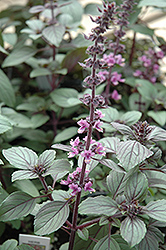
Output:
(111, 72), (125, 85)
(77, 119), (90, 133)
(81, 150), (95, 163)
(69, 183), (82, 196)
(93, 120), (103, 132)
(84, 181), (95, 192)
(98, 70), (109, 81)
(68, 147), (79, 158)
(133, 70), (142, 77)
(156, 50), (164, 59)
(115, 54), (125, 66)
(95, 142), (106, 156)
(103, 53), (115, 67)
(111, 90), (122, 100)
(60, 175), (72, 185)
(95, 109), (105, 119)
(70, 137), (80, 147)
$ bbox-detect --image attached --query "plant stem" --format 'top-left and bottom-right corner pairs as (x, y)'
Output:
(68, 51), (97, 250)
(129, 32), (136, 66)
(39, 176), (53, 201)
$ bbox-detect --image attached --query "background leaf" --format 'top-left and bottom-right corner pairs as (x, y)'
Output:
(0, 115), (12, 134)
(53, 127), (78, 142)
(2, 46), (37, 68)
(42, 24), (65, 47)
(0, 69), (15, 107)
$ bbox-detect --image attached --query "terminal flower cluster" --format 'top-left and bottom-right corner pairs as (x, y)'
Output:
(60, 167), (95, 196)
(134, 48), (164, 83)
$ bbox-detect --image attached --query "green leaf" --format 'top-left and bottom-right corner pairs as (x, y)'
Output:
(84, 3), (102, 15)
(42, 24), (65, 47)
(53, 127), (78, 143)
(0, 69), (15, 107)
(34, 201), (69, 235)
(124, 172), (148, 202)
(107, 172), (126, 197)
(62, 47), (87, 72)
(148, 111), (166, 127)
(2, 46), (37, 68)
(129, 93), (151, 112)
(100, 107), (119, 122)
(2, 108), (33, 128)
(13, 180), (40, 197)
(0, 45), (9, 55)
(77, 228), (89, 241)
(47, 159), (72, 176)
(0, 115), (12, 134)
(3, 146), (38, 170)
(31, 114), (49, 129)
(50, 88), (79, 108)
(130, 24), (154, 36)
(30, 68), (51, 78)
(143, 200), (166, 222)
(93, 235), (121, 250)
(136, 79), (158, 101)
(138, 0), (166, 7)
(120, 217), (146, 247)
(116, 140), (153, 171)
(59, 243), (69, 250)
(2, 33), (17, 46)
(1, 239), (18, 250)
(60, 0), (83, 23)
(120, 111), (142, 126)
(0, 191), (37, 221)
(16, 244), (35, 250)
(79, 196), (118, 216)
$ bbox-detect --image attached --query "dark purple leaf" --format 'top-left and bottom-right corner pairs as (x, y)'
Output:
(143, 170), (166, 189)
(138, 226), (164, 250)
(111, 122), (135, 137)
(0, 191), (37, 221)
(34, 201), (69, 235)
(79, 196), (118, 216)
(120, 216), (146, 247)
(147, 126), (166, 141)
(51, 143), (72, 152)
(29, 5), (45, 13)
(107, 171), (126, 197)
(93, 235), (120, 250)
(99, 137), (120, 153)
(117, 140), (153, 171)
(96, 158), (125, 173)
(124, 172), (148, 202)
(143, 200), (166, 222)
